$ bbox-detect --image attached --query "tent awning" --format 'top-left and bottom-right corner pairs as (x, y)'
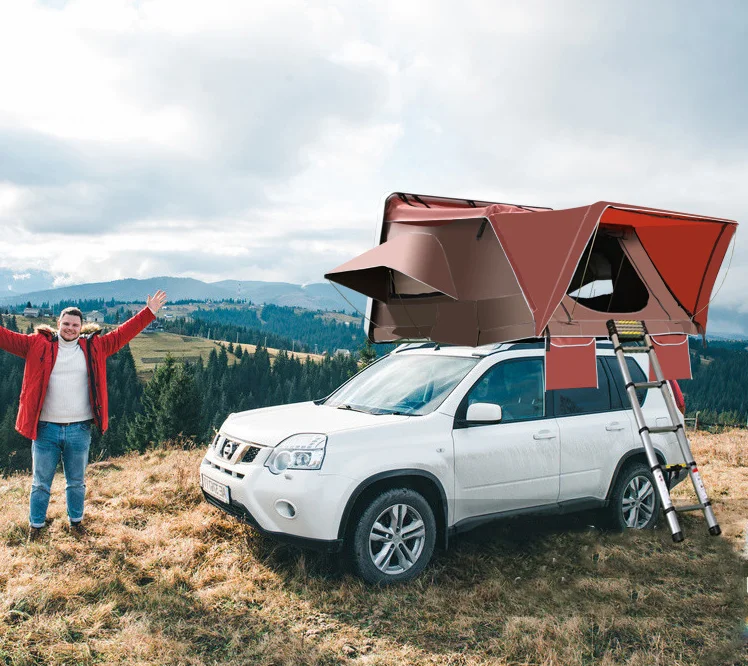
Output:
(326, 231), (459, 302)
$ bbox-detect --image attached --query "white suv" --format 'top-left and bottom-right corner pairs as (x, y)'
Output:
(200, 341), (687, 584)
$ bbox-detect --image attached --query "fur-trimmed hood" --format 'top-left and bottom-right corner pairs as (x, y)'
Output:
(35, 323), (102, 339)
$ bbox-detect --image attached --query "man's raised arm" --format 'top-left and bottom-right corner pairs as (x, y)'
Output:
(0, 322), (33, 358)
(98, 290), (168, 357)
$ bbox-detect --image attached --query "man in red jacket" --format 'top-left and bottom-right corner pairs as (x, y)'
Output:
(0, 290), (167, 539)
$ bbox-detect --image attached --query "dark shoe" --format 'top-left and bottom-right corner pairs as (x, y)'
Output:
(27, 526), (45, 543)
(70, 521), (87, 536)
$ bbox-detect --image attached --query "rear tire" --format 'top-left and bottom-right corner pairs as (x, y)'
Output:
(349, 487), (436, 585)
(609, 462), (661, 531)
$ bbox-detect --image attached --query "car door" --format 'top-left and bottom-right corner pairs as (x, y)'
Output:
(552, 357), (634, 502)
(452, 357), (560, 523)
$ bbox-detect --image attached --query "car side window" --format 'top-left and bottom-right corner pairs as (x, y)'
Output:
(463, 358), (545, 423)
(603, 356), (648, 407)
(553, 358), (611, 416)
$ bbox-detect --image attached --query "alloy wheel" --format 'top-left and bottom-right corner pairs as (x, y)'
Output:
(368, 503), (427, 575)
(621, 474), (656, 528)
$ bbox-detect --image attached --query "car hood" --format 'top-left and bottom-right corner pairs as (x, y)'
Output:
(220, 401), (410, 447)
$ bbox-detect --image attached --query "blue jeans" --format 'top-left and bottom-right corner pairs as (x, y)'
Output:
(30, 421), (92, 528)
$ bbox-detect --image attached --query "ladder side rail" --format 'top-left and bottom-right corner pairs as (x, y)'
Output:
(610, 331), (684, 541)
(644, 334), (721, 536)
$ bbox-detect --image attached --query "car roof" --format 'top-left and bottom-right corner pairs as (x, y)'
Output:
(391, 340), (615, 359)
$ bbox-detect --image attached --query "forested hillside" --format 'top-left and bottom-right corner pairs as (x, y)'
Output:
(160, 315), (296, 352)
(681, 338), (748, 425)
(187, 305), (364, 354)
(0, 311), (359, 475)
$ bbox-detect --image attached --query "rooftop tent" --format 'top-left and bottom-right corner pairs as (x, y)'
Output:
(325, 193), (737, 387)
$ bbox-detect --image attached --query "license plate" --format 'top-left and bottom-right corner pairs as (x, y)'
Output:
(201, 475), (230, 503)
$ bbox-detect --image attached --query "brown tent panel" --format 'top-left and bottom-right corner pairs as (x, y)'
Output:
(325, 192), (737, 388)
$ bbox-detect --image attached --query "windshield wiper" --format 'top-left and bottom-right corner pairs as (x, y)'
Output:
(336, 404), (371, 414)
(370, 408), (420, 416)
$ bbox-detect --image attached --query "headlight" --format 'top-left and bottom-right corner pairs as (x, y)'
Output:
(265, 433), (327, 475)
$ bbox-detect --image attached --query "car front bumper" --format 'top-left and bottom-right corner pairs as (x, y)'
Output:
(201, 490), (344, 552)
(199, 449), (355, 546)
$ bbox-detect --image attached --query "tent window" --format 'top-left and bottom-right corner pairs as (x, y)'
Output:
(569, 279), (613, 299)
(566, 231), (649, 313)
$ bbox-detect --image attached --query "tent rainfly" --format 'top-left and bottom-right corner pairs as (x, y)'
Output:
(325, 193), (738, 390)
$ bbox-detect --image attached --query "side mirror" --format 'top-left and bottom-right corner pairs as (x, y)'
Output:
(466, 402), (502, 423)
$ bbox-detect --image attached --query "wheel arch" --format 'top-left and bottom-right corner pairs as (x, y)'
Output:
(337, 470), (449, 549)
(604, 447), (667, 502)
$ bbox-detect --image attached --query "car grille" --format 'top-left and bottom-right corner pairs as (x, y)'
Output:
(242, 446), (261, 463)
(213, 434), (264, 465)
(204, 460), (245, 479)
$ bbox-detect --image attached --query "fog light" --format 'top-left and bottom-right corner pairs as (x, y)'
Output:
(274, 500), (297, 519)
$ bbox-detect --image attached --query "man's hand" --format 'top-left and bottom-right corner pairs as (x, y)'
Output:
(147, 290), (167, 315)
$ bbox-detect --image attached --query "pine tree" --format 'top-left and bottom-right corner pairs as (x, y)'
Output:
(128, 356), (178, 451)
(358, 338), (377, 367)
(158, 362), (202, 444)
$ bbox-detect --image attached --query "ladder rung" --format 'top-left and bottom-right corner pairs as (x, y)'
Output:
(618, 333), (646, 340)
(618, 346), (651, 353)
(607, 319), (647, 336)
(673, 504), (705, 513)
(647, 425), (680, 434)
(633, 381), (664, 390)
(664, 463), (689, 471)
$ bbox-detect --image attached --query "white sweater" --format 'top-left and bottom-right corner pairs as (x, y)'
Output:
(39, 337), (93, 423)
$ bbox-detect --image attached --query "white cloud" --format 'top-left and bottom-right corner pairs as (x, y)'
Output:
(0, 0), (745, 330)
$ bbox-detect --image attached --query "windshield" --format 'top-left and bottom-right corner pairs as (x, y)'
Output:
(323, 354), (478, 416)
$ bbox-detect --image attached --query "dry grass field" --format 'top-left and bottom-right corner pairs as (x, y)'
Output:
(127, 332), (240, 377)
(0, 431), (746, 665)
(127, 332), (324, 379)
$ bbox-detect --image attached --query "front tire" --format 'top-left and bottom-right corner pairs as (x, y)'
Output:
(350, 488), (436, 585)
(609, 462), (661, 530)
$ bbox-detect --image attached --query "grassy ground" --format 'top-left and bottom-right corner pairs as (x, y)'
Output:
(0, 431), (746, 665)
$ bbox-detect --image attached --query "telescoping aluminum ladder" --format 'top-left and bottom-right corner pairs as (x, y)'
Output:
(606, 320), (721, 542)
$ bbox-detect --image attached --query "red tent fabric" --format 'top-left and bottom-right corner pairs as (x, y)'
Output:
(545, 337), (598, 390)
(325, 193), (737, 389)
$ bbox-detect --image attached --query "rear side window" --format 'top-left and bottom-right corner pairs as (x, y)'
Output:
(553, 358), (612, 416)
(603, 356), (648, 407)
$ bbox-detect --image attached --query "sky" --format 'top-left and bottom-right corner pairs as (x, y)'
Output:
(0, 1), (746, 328)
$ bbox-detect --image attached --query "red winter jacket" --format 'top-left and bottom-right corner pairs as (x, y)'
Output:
(0, 307), (155, 440)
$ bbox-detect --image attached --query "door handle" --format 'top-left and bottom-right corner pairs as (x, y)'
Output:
(533, 430), (556, 440)
(606, 422), (625, 431)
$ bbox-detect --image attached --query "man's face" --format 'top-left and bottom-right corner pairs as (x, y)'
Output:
(58, 314), (82, 342)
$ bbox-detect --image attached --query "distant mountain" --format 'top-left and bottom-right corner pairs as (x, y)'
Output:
(210, 280), (367, 313)
(0, 268), (56, 295)
(0, 276), (368, 314)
